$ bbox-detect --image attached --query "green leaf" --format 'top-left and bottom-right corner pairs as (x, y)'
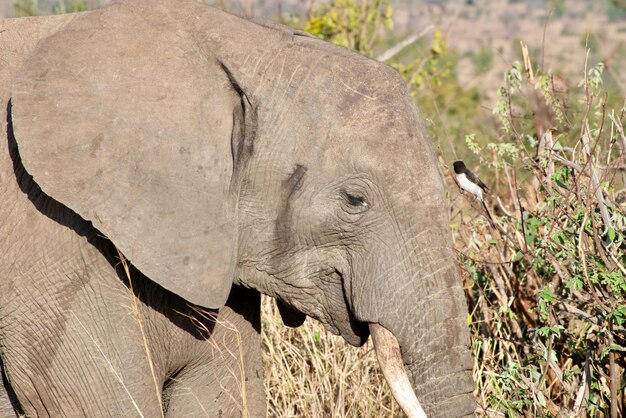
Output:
(607, 227), (616, 243)
(538, 288), (557, 303)
(536, 391), (546, 408)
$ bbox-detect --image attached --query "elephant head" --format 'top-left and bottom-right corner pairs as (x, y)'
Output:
(9, 0), (474, 415)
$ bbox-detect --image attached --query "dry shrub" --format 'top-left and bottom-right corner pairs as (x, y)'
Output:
(452, 44), (626, 417)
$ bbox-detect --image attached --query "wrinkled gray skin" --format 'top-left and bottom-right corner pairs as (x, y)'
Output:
(0, 0), (474, 417)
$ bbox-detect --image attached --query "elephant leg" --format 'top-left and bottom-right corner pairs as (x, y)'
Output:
(1, 116), (180, 415)
(3, 235), (265, 418)
(163, 286), (265, 418)
(0, 360), (19, 418)
(1, 234), (172, 417)
(2, 226), (265, 417)
(1, 118), (265, 416)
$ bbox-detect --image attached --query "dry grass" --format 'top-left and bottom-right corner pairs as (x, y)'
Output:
(260, 296), (403, 417)
(117, 249), (165, 418)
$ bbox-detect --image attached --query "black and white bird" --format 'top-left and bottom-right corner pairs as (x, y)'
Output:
(453, 160), (495, 226)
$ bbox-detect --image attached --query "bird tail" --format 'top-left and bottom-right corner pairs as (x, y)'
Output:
(481, 199), (497, 229)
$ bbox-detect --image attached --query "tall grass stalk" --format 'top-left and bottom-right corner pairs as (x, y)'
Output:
(117, 250), (164, 418)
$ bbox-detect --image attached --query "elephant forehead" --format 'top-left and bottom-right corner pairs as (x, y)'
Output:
(289, 85), (424, 151)
(309, 118), (445, 204)
(324, 70), (414, 127)
(319, 112), (433, 175)
(319, 74), (425, 151)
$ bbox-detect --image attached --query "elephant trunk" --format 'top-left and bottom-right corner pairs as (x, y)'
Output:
(407, 267), (475, 418)
(359, 239), (476, 416)
(385, 261), (475, 417)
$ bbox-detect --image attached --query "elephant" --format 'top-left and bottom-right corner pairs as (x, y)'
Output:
(0, 0), (475, 416)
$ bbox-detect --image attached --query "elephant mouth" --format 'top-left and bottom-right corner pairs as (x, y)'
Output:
(275, 269), (427, 417)
(274, 267), (368, 346)
(332, 268), (369, 346)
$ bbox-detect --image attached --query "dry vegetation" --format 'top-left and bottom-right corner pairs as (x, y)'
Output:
(450, 49), (626, 417)
(261, 297), (400, 417)
(474, 13), (620, 418)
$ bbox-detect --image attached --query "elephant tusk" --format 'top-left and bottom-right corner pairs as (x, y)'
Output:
(369, 323), (428, 418)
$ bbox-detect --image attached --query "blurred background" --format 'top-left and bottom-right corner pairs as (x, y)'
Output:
(3, 1), (626, 416)
(4, 0), (625, 164)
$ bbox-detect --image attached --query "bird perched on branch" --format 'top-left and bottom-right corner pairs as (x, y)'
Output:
(453, 160), (495, 227)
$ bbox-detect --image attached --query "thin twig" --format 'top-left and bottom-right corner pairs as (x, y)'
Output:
(572, 345), (591, 416)
(520, 41), (535, 85)
(610, 321), (619, 418)
(581, 126), (612, 230)
(376, 25), (434, 62)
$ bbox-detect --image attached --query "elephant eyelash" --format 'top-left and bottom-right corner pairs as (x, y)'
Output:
(341, 191), (369, 209)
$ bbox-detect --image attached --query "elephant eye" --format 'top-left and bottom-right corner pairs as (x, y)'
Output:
(341, 190), (369, 211)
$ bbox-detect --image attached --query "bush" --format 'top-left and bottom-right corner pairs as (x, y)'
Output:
(457, 47), (626, 416)
(11, 0), (88, 17)
(469, 45), (495, 75)
(302, 0), (393, 57)
(12, 0), (39, 17)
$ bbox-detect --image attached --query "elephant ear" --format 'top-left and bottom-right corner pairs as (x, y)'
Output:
(10, 1), (246, 308)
